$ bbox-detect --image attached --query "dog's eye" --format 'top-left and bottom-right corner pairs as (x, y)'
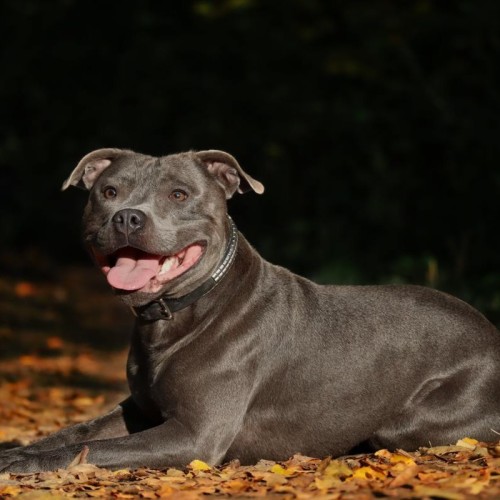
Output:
(169, 189), (188, 202)
(103, 186), (117, 199)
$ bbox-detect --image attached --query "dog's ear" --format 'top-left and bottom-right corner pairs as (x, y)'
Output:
(195, 150), (264, 199)
(61, 148), (130, 191)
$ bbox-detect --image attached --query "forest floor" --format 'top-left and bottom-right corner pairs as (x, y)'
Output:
(0, 265), (499, 499)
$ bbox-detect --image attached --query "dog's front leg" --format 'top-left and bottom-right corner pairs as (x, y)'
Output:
(0, 397), (153, 467)
(0, 414), (231, 473)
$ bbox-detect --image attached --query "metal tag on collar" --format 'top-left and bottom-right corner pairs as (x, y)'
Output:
(157, 298), (173, 320)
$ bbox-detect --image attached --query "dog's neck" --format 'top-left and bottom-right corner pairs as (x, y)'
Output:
(132, 216), (238, 322)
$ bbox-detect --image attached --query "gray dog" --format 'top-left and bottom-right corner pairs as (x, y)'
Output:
(1, 148), (499, 472)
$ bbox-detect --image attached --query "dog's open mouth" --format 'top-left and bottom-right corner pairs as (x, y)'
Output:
(94, 243), (205, 293)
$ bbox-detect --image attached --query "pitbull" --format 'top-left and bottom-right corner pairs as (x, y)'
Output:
(0, 148), (499, 472)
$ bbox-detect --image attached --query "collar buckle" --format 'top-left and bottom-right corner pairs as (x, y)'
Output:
(157, 298), (173, 320)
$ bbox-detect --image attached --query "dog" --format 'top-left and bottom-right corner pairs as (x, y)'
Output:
(0, 147), (499, 472)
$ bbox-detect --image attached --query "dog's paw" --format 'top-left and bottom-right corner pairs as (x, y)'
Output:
(0, 446), (91, 473)
(0, 448), (53, 473)
(0, 448), (29, 473)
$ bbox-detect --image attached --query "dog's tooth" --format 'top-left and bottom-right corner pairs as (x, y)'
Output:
(159, 257), (176, 274)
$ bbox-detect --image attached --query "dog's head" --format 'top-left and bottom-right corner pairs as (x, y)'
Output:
(63, 148), (264, 306)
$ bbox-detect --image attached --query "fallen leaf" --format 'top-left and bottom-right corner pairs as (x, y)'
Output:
(425, 445), (472, 455)
(265, 472), (287, 486)
(67, 445), (89, 467)
(413, 485), (466, 499)
(314, 475), (342, 490)
(322, 459), (353, 479)
(14, 282), (37, 298)
(157, 483), (178, 496)
(166, 468), (185, 477)
(350, 466), (386, 481)
(456, 437), (477, 450)
(270, 463), (296, 476)
(188, 459), (211, 471)
(46, 336), (64, 349)
(220, 478), (251, 493)
(139, 492), (157, 499)
(389, 464), (420, 487)
(0, 485), (22, 497)
(418, 470), (452, 482)
(374, 449), (392, 460)
(390, 452), (416, 466)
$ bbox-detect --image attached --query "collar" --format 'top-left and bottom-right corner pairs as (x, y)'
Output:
(132, 216), (238, 322)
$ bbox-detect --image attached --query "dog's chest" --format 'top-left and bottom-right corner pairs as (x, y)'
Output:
(127, 323), (214, 419)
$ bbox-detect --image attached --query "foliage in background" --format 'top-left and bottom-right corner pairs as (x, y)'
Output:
(1, 0), (500, 323)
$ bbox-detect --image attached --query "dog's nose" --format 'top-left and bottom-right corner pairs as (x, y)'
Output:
(112, 209), (146, 234)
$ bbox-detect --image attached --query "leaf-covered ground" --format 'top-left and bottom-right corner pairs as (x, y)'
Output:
(1, 439), (500, 499)
(1, 268), (499, 498)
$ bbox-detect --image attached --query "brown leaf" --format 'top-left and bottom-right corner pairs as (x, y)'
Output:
(425, 445), (473, 455)
(389, 464), (420, 487)
(67, 445), (89, 467)
(413, 485), (467, 500)
(14, 282), (37, 298)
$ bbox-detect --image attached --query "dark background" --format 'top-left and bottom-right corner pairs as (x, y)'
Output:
(2, 0), (500, 325)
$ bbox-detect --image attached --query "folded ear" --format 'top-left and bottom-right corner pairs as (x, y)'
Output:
(61, 148), (130, 191)
(195, 150), (264, 199)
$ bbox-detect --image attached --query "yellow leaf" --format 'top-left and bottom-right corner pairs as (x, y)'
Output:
(468, 481), (487, 495)
(0, 486), (22, 497)
(323, 459), (353, 478)
(390, 453), (416, 466)
(189, 459), (211, 471)
(473, 446), (490, 457)
(350, 466), (385, 480)
(112, 469), (131, 476)
(315, 476), (341, 490)
(270, 463), (296, 476)
(456, 437), (477, 449)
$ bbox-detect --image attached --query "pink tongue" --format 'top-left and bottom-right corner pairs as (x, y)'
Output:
(107, 248), (162, 291)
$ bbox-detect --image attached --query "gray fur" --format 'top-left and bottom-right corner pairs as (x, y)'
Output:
(1, 148), (498, 472)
